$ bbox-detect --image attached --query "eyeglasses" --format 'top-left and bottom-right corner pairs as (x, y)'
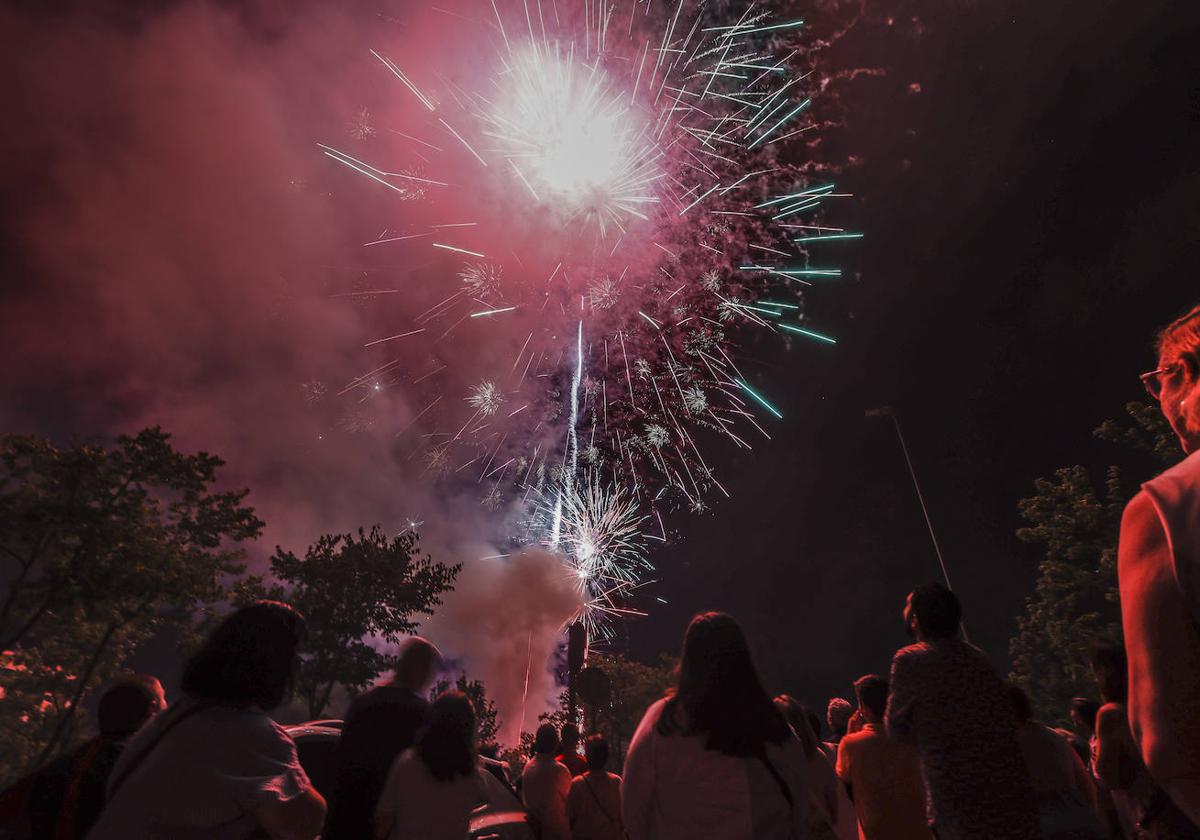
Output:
(1140, 362), (1182, 399)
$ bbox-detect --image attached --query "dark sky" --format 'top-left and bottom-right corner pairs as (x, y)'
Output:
(2, 0), (1199, 722)
(630, 0), (1200, 712)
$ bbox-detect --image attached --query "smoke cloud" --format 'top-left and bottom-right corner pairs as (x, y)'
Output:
(427, 546), (583, 746)
(0, 0), (584, 739)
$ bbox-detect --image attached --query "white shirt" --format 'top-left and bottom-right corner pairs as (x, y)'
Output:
(374, 748), (483, 840)
(621, 697), (809, 840)
(521, 754), (572, 840)
(88, 698), (309, 840)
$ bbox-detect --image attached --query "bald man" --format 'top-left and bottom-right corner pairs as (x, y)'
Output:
(324, 637), (441, 840)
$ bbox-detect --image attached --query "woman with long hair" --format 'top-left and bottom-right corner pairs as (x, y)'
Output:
(621, 612), (809, 839)
(374, 691), (483, 840)
(90, 601), (326, 840)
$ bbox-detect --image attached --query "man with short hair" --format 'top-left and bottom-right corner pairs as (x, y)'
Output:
(567, 733), (624, 840)
(27, 674), (166, 839)
(885, 584), (1039, 839)
(324, 636), (441, 840)
(557, 722), (588, 777)
(522, 723), (572, 840)
(837, 674), (929, 840)
(1120, 302), (1200, 828)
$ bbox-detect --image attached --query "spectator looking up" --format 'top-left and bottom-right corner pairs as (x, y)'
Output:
(885, 583), (1039, 840)
(522, 723), (573, 840)
(558, 722), (588, 778)
(28, 675), (166, 839)
(835, 674), (930, 840)
(374, 690), (483, 840)
(1090, 640), (1198, 838)
(89, 601), (325, 840)
(1120, 302), (1200, 828)
(1007, 683), (1104, 840)
(324, 636), (441, 840)
(622, 611), (809, 840)
(567, 733), (625, 840)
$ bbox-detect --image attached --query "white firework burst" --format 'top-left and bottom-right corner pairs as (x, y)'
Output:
(467, 380), (504, 416)
(544, 475), (651, 633)
(301, 380), (327, 405)
(348, 106), (376, 140)
(459, 262), (503, 299)
(481, 486), (504, 511)
(683, 386), (708, 414)
(717, 296), (744, 323)
(424, 447), (451, 476)
(644, 424), (669, 448)
(701, 270), (723, 293)
(588, 276), (621, 310)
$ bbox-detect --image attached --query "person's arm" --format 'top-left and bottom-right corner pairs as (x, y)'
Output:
(254, 786), (326, 840)
(372, 753), (405, 840)
(834, 738), (853, 801)
(1067, 743), (1097, 807)
(885, 651), (918, 744)
(621, 701), (661, 840)
(237, 720), (326, 840)
(566, 779), (583, 830)
(1119, 490), (1200, 826)
(1093, 705), (1127, 791)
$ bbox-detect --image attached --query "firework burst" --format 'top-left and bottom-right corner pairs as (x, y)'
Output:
(321, 0), (855, 631)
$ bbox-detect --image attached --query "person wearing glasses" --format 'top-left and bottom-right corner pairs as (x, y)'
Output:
(1120, 303), (1200, 832)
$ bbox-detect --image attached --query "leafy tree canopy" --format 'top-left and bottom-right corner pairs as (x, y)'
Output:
(0, 428), (262, 784)
(1010, 402), (1176, 723)
(237, 527), (459, 719)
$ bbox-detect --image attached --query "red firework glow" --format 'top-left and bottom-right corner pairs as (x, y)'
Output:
(320, 0), (853, 632)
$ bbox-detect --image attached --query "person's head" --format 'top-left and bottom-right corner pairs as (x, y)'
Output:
(826, 697), (853, 738)
(774, 694), (819, 759)
(660, 611), (789, 757)
(560, 722), (580, 751)
(1090, 639), (1128, 704)
(98, 675), (166, 739)
(853, 675), (889, 724)
(904, 583), (962, 640)
(1069, 697), (1101, 735)
(392, 636), (441, 693)
(417, 691), (476, 781)
(1007, 683), (1033, 723)
(181, 601), (306, 711)
(584, 733), (609, 772)
(1149, 304), (1200, 454)
(534, 723), (559, 756)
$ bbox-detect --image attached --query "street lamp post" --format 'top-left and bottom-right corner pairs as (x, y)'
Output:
(866, 405), (968, 641)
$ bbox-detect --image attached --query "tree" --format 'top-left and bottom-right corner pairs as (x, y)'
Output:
(430, 674), (501, 745)
(0, 428), (263, 784)
(587, 652), (676, 769)
(237, 527), (460, 719)
(1010, 403), (1176, 722)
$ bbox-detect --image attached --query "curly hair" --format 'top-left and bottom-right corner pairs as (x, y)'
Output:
(1158, 303), (1200, 367)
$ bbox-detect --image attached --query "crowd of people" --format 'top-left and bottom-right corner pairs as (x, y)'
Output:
(1, 312), (1198, 840)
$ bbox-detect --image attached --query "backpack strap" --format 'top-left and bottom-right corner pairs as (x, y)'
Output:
(107, 700), (215, 802)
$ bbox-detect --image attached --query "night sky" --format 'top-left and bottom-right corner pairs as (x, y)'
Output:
(2, 0), (1198, 722)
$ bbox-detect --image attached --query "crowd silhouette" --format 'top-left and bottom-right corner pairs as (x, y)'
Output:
(3, 309), (1200, 840)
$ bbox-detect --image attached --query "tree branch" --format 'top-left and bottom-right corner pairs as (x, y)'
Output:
(31, 618), (124, 769)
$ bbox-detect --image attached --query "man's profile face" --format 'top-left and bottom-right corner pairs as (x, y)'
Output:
(1157, 352), (1200, 454)
(903, 592), (918, 639)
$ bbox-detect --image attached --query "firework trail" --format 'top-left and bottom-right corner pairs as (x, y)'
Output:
(322, 0), (854, 634)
